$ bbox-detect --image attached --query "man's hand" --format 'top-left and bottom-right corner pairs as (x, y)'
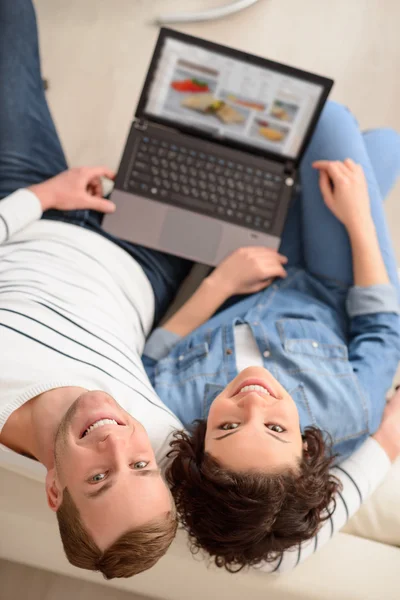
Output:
(373, 389), (400, 462)
(29, 167), (116, 213)
(312, 158), (371, 233)
(207, 246), (288, 297)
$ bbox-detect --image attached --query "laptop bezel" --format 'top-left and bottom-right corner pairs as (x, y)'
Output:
(135, 28), (334, 167)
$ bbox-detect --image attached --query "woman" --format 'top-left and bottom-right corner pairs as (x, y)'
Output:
(142, 101), (400, 571)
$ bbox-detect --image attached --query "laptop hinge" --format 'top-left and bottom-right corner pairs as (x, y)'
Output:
(284, 160), (295, 175)
(134, 118), (148, 132)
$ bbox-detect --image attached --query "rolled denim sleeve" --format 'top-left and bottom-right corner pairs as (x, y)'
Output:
(346, 284), (399, 317)
(348, 310), (400, 432)
(143, 327), (182, 360)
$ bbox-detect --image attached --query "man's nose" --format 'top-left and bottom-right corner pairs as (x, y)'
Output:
(98, 427), (132, 452)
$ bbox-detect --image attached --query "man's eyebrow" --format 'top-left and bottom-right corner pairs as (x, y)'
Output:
(132, 468), (160, 478)
(84, 469), (160, 499)
(214, 430), (291, 444)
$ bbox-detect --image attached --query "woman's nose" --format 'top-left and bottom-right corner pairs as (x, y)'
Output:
(237, 392), (277, 414)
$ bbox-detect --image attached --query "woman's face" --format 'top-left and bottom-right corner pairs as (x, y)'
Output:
(205, 367), (304, 473)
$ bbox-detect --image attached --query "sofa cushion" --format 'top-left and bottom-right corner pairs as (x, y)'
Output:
(343, 456), (400, 546)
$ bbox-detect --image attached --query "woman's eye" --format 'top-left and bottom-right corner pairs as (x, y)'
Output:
(132, 461), (149, 469)
(89, 472), (107, 483)
(219, 423), (240, 431)
(266, 424), (285, 433)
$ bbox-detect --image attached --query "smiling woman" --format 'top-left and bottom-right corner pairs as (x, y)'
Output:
(204, 370), (304, 474)
(143, 102), (400, 571)
(167, 419), (337, 571)
(164, 367), (339, 570)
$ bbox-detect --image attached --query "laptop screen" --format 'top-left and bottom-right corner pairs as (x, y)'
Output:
(144, 35), (328, 160)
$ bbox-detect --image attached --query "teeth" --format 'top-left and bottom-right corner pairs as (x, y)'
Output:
(83, 419), (119, 437)
(240, 384), (270, 395)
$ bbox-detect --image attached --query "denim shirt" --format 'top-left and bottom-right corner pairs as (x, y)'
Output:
(143, 268), (400, 461)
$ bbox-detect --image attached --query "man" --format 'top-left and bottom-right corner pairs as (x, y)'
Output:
(0, 0), (192, 579)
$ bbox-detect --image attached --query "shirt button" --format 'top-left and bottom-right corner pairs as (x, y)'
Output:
(178, 355), (184, 361)
(312, 342), (319, 348)
(253, 321), (259, 326)
(226, 348), (233, 355)
(263, 350), (270, 358)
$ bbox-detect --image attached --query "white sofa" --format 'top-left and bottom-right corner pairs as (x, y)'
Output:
(1, 444), (399, 600)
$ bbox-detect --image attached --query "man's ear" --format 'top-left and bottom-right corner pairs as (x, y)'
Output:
(45, 468), (63, 512)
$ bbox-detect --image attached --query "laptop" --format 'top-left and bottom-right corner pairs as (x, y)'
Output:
(104, 28), (333, 265)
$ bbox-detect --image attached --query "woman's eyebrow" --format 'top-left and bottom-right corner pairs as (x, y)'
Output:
(214, 430), (239, 441)
(214, 430), (291, 444)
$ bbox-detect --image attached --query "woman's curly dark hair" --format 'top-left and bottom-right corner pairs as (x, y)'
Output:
(166, 421), (340, 572)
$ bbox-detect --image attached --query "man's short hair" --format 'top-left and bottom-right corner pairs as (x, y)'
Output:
(56, 488), (177, 579)
(166, 422), (340, 572)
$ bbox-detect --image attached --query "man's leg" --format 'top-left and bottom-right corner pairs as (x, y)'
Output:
(0, 0), (192, 325)
(0, 0), (67, 199)
(278, 190), (304, 268)
(108, 239), (193, 326)
(299, 101), (400, 291)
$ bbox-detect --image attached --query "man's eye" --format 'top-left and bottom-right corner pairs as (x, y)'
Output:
(132, 461), (149, 469)
(219, 423), (240, 431)
(89, 472), (107, 483)
(266, 424), (285, 433)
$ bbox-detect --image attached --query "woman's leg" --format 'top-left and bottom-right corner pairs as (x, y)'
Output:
(299, 101), (400, 290)
(362, 128), (400, 198)
(0, 0), (68, 200)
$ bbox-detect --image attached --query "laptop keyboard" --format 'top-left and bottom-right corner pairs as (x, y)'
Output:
(125, 135), (283, 233)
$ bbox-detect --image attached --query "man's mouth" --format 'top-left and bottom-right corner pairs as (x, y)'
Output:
(81, 418), (125, 438)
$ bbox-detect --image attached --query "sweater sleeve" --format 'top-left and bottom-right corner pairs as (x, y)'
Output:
(259, 437), (391, 573)
(0, 189), (43, 243)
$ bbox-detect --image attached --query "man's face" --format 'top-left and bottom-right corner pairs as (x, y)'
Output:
(47, 391), (172, 550)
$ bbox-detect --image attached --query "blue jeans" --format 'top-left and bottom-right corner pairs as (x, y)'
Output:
(0, 0), (192, 325)
(280, 102), (400, 294)
(217, 104), (400, 315)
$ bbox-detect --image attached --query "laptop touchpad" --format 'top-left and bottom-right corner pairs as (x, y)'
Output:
(160, 208), (221, 264)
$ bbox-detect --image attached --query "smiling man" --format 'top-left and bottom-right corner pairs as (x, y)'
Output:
(2, 387), (176, 577)
(0, 0), (191, 579)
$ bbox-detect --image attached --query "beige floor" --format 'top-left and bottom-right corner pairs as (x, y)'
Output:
(0, 558), (149, 600)
(3, 0), (400, 597)
(35, 0), (400, 258)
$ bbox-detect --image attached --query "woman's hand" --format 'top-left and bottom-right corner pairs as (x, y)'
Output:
(163, 246), (287, 338)
(373, 389), (400, 462)
(29, 167), (116, 213)
(313, 158), (371, 233)
(208, 246), (288, 297)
